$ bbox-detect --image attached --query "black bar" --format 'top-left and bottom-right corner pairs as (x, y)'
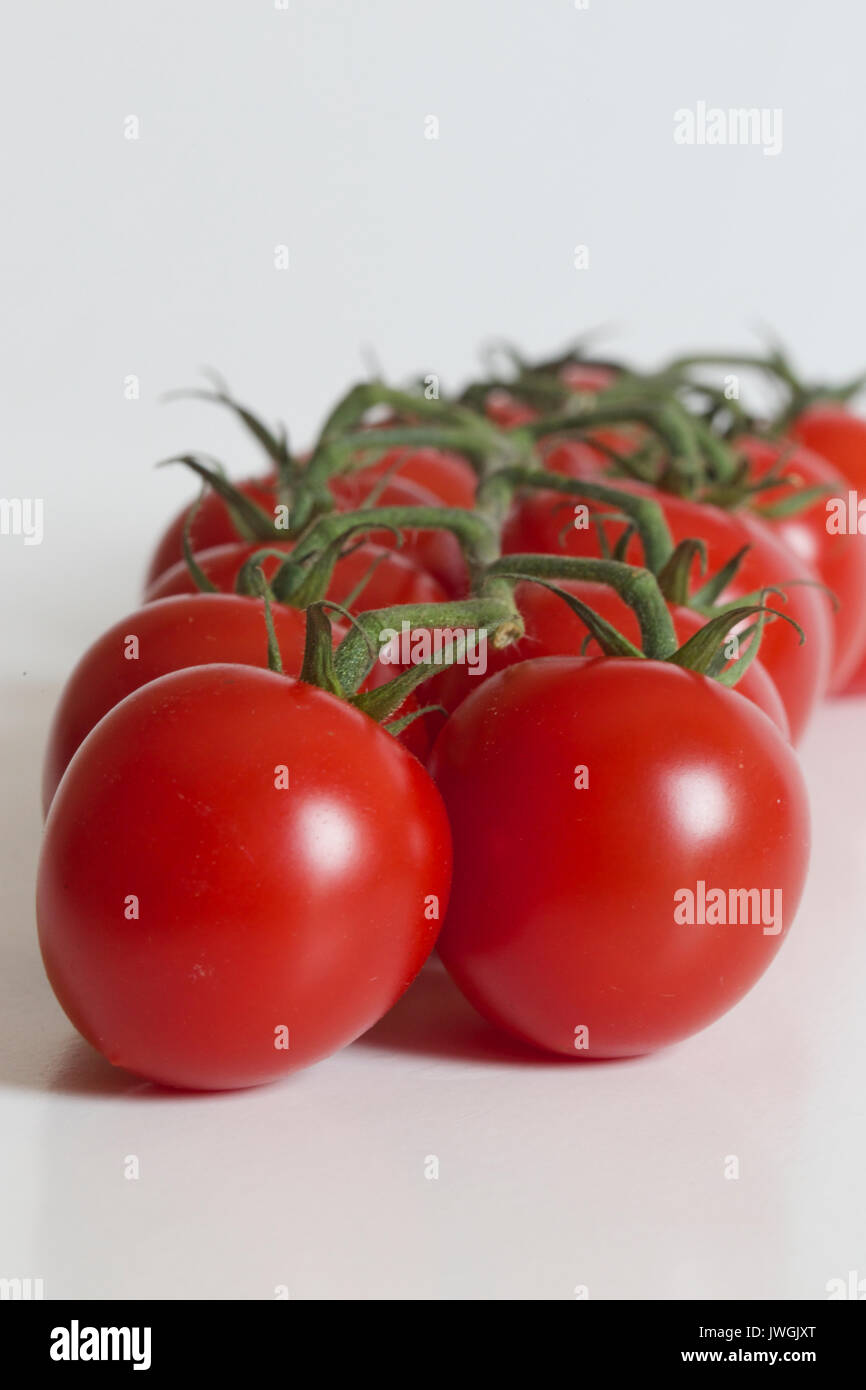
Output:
(2, 1298), (863, 1374)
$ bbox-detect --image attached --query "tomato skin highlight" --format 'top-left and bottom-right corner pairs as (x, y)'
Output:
(429, 656), (810, 1059)
(503, 482), (832, 743)
(421, 580), (790, 743)
(37, 665), (452, 1090)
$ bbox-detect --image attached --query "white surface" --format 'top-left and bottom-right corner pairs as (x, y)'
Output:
(3, 0), (866, 1300)
(1, 683), (865, 1300)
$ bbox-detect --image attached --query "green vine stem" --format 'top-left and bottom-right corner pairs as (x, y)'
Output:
(484, 554), (679, 659)
(659, 348), (866, 423)
(269, 503), (502, 605)
(163, 374), (296, 504)
(160, 455), (285, 539)
(521, 394), (741, 490)
(333, 595), (525, 706)
(475, 467), (675, 573)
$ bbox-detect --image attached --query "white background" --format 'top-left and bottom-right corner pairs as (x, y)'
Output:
(1, 0), (865, 1299)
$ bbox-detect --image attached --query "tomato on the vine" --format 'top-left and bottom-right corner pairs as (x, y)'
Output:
(328, 473), (468, 595)
(557, 362), (619, 394)
(42, 595), (307, 813)
(502, 482), (832, 742)
(38, 664), (452, 1090)
(348, 445), (477, 509)
(146, 462), (470, 595)
(421, 579), (789, 742)
(144, 539), (448, 610)
(429, 656), (809, 1058)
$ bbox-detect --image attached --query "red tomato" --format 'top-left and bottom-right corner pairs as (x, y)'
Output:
(422, 579), (789, 742)
(37, 665), (452, 1089)
(503, 483), (832, 742)
(429, 656), (810, 1058)
(360, 660), (431, 762)
(144, 539), (448, 610)
(144, 477), (277, 590)
(789, 404), (866, 489)
(557, 362), (618, 393)
(42, 593), (430, 813)
(42, 595), (307, 813)
(486, 364), (618, 426)
(485, 389), (539, 429)
(788, 405), (866, 692)
(146, 468), (468, 595)
(329, 473), (468, 596)
(541, 429), (643, 479)
(735, 436), (866, 693)
(349, 446), (477, 509)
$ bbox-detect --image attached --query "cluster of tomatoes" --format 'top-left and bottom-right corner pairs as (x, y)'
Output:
(35, 346), (866, 1089)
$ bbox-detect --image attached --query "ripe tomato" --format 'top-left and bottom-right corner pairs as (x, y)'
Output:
(144, 539), (448, 609)
(502, 483), (832, 742)
(485, 390), (539, 429)
(485, 364), (618, 428)
(146, 466), (469, 594)
(789, 404), (866, 489)
(328, 473), (468, 595)
(421, 579), (789, 742)
(144, 476), (277, 590)
(360, 659), (431, 762)
(557, 362), (618, 394)
(541, 429), (644, 478)
(735, 436), (866, 693)
(429, 656), (809, 1058)
(42, 595), (306, 813)
(37, 665), (452, 1090)
(348, 446), (477, 509)
(788, 405), (866, 692)
(42, 593), (431, 813)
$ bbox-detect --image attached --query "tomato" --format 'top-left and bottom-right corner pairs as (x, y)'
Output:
(144, 477), (277, 590)
(421, 579), (789, 742)
(486, 365), (619, 429)
(541, 430), (643, 478)
(349, 446), (477, 509)
(360, 660), (431, 762)
(735, 436), (866, 693)
(42, 595), (306, 813)
(503, 483), (832, 742)
(146, 466), (469, 595)
(485, 389), (539, 429)
(789, 404), (866, 490)
(788, 405), (866, 692)
(429, 656), (809, 1058)
(144, 539), (448, 609)
(328, 473), (468, 595)
(557, 362), (618, 394)
(37, 664), (452, 1090)
(42, 592), (430, 813)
